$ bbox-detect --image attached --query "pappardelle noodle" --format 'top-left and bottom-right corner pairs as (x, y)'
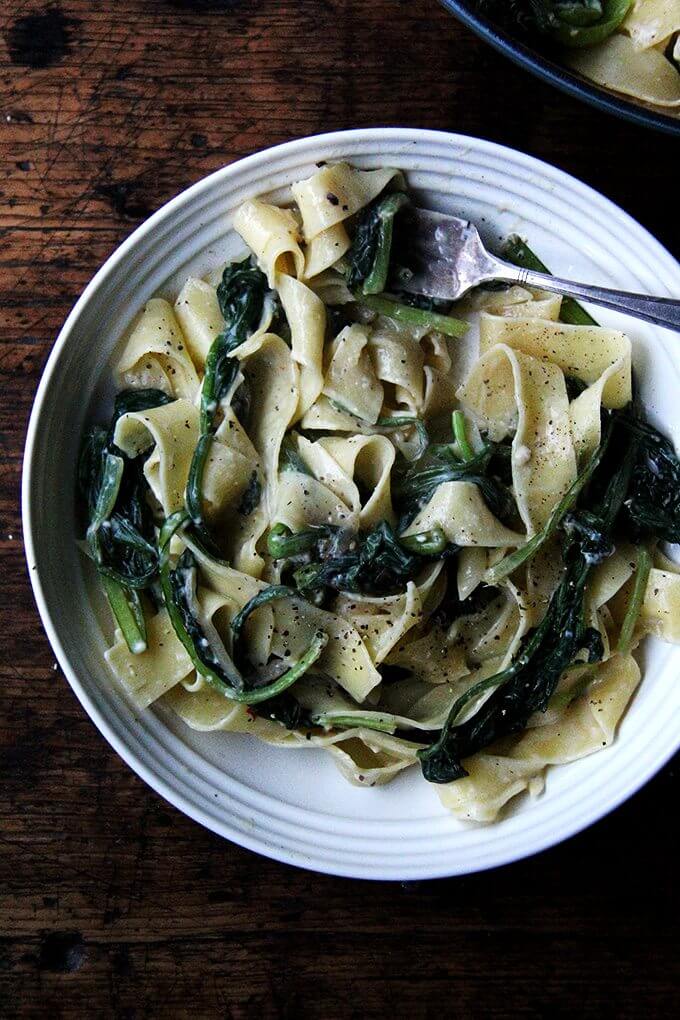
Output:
(79, 162), (680, 823)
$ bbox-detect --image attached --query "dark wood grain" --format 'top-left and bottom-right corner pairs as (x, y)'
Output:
(1, 1), (678, 1017)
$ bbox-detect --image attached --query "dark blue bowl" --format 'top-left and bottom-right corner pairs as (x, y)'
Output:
(440, 1), (680, 137)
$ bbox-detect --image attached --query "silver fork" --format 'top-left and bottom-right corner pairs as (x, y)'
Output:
(397, 207), (680, 332)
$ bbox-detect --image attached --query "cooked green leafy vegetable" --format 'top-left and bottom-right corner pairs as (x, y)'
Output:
(278, 433), (312, 475)
(230, 584), (298, 645)
(296, 521), (452, 597)
(398, 526), (447, 556)
(266, 520), (448, 598)
(257, 693), (313, 730)
(159, 513), (328, 703)
(346, 191), (409, 295)
(186, 259), (269, 552)
(267, 522), (328, 560)
(311, 711), (398, 734)
(549, 0), (631, 47)
(168, 547), (244, 691)
(109, 388), (174, 428)
(621, 416), (680, 543)
(78, 388), (173, 653)
(393, 435), (515, 532)
(451, 411), (475, 463)
(485, 420), (612, 584)
(100, 573), (148, 655)
(237, 470), (262, 516)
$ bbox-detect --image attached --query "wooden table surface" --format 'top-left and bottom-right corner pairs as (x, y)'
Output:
(1, 1), (678, 1016)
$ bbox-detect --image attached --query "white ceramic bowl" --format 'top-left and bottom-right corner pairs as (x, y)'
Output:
(23, 129), (680, 880)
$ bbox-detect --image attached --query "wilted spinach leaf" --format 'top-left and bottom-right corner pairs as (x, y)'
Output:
(346, 191), (408, 295)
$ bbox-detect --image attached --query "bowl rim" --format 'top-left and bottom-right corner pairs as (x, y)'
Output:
(439, 0), (680, 137)
(22, 127), (680, 879)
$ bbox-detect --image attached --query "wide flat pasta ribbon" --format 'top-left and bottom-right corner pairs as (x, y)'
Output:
(437, 653), (640, 822)
(402, 480), (524, 547)
(460, 343), (577, 534)
(323, 323), (384, 423)
(479, 314), (632, 408)
(567, 33), (680, 109)
(291, 162), (400, 240)
(106, 608), (194, 709)
(117, 298), (200, 399)
(113, 399), (199, 515)
(233, 198), (305, 284)
(277, 273), (326, 420)
(623, 0), (680, 50)
(334, 562), (445, 664)
(233, 333), (299, 516)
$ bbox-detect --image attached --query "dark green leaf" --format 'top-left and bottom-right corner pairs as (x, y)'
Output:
(346, 191), (409, 295)
(168, 548), (243, 690)
(621, 415), (680, 543)
(187, 261), (270, 550)
(78, 389), (173, 652)
(237, 471), (262, 516)
(418, 535), (605, 783)
(292, 520), (443, 597)
(110, 388), (174, 436)
(255, 693), (313, 730)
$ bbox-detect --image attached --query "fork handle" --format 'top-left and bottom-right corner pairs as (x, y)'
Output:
(495, 261), (680, 333)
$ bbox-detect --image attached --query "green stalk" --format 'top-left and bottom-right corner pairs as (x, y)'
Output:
(434, 665), (522, 734)
(159, 512), (241, 692)
(199, 331), (241, 433)
(452, 411), (474, 462)
(158, 512), (218, 675)
(399, 526), (447, 556)
(617, 547), (652, 655)
(230, 585), (298, 644)
(160, 516), (326, 702)
(353, 292), (468, 338)
(101, 573), (147, 654)
(502, 236), (597, 326)
(485, 429), (609, 585)
(311, 712), (397, 735)
(185, 433), (220, 555)
(86, 451), (124, 561)
(550, 663), (597, 710)
(267, 524), (326, 560)
(361, 193), (409, 295)
(244, 631), (328, 704)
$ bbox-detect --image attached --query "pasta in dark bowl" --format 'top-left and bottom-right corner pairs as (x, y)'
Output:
(441, 0), (680, 135)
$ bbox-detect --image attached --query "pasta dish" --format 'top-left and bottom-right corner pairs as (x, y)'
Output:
(78, 162), (680, 822)
(472, 0), (680, 115)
